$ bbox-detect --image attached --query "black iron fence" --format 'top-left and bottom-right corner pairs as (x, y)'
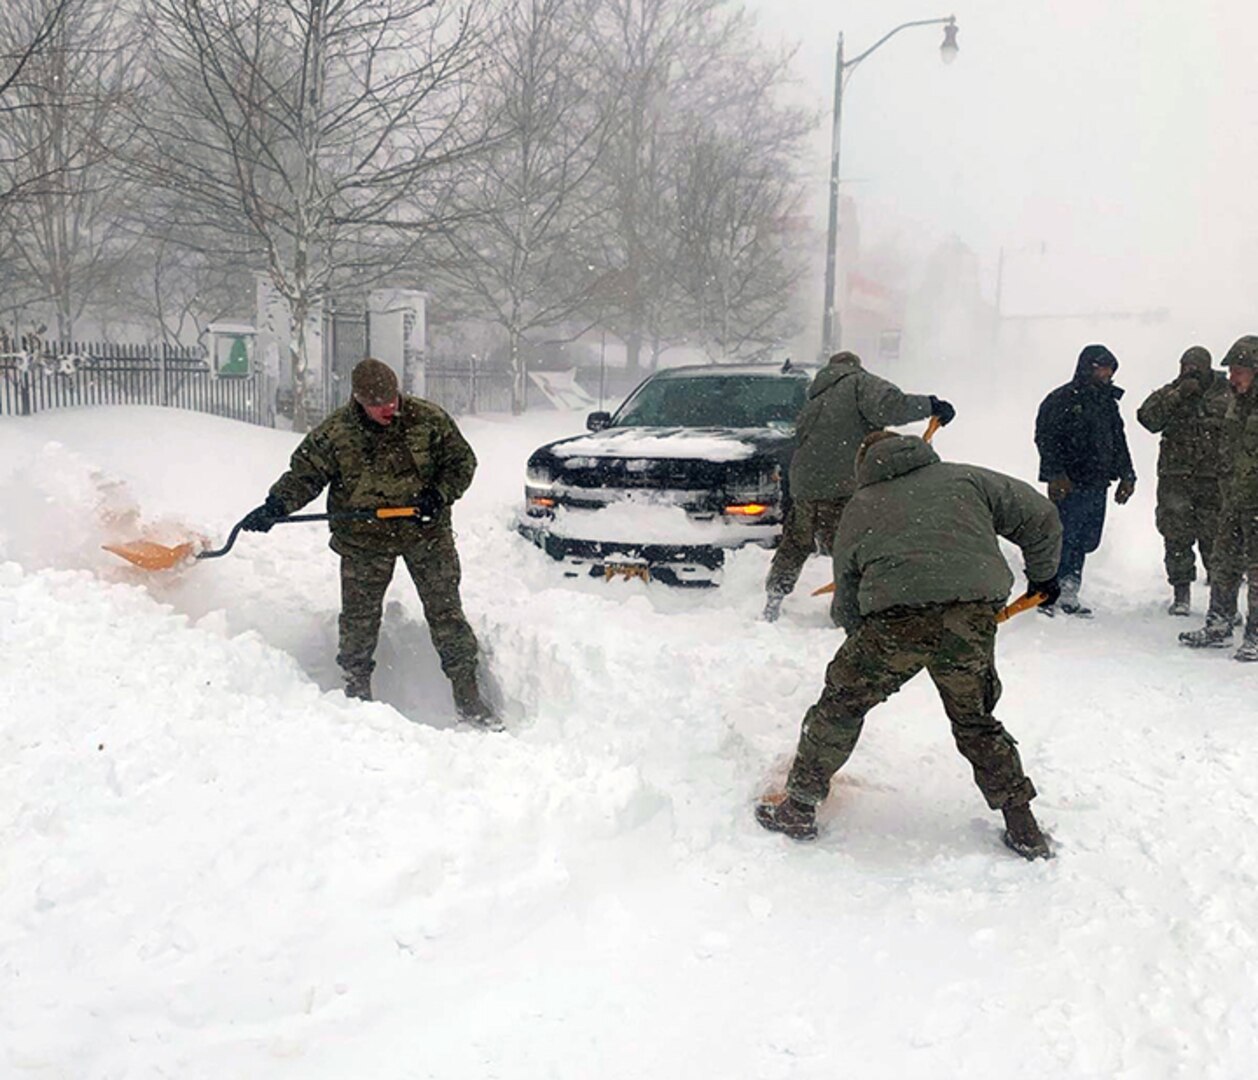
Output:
(0, 336), (268, 426)
(425, 362), (514, 415)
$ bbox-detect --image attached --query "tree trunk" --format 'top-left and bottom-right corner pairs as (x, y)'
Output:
(509, 330), (527, 415)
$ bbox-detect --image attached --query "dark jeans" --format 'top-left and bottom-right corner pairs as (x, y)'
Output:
(1056, 486), (1108, 587)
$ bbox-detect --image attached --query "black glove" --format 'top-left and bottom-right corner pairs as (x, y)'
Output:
(929, 396), (956, 425)
(1026, 576), (1061, 607)
(1175, 370), (1205, 396)
(1115, 477), (1136, 505)
(1047, 475), (1073, 503)
(240, 495), (286, 533)
(416, 487), (445, 523)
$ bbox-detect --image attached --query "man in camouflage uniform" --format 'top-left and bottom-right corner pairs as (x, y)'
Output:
(762, 351), (954, 622)
(1136, 346), (1231, 615)
(756, 431), (1062, 860)
(1180, 336), (1258, 661)
(240, 358), (498, 724)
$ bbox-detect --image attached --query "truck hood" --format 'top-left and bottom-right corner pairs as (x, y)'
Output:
(541, 425), (792, 463)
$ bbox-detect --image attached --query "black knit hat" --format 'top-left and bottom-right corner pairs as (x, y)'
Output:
(1078, 344), (1118, 372)
(351, 358), (399, 404)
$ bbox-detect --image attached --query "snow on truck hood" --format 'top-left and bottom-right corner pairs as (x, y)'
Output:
(547, 426), (780, 462)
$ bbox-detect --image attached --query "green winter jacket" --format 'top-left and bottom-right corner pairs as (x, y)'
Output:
(1136, 371), (1231, 479)
(1220, 387), (1258, 510)
(788, 354), (934, 502)
(831, 435), (1062, 630)
(269, 397), (477, 554)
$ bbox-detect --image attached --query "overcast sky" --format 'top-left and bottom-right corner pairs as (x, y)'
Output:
(747, 0), (1257, 351)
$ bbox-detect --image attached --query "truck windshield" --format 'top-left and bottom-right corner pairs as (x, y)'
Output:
(614, 375), (805, 429)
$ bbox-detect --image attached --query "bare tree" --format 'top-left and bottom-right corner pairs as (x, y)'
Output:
(132, 0), (490, 430)
(0, 0), (144, 339)
(583, 0), (813, 373)
(584, 0), (737, 374)
(0, 0), (73, 220)
(667, 57), (811, 360)
(438, 0), (615, 413)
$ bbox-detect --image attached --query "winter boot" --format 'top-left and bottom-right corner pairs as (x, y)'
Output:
(451, 671), (503, 730)
(762, 592), (784, 623)
(1234, 623), (1258, 663)
(755, 795), (818, 841)
(344, 672), (373, 702)
(1002, 804), (1051, 860)
(1179, 612), (1236, 650)
(1049, 577), (1092, 618)
(1168, 583), (1192, 617)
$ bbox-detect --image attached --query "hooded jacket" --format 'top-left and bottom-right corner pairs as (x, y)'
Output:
(1035, 354), (1136, 489)
(787, 353), (934, 502)
(832, 435), (1062, 630)
(268, 396), (477, 555)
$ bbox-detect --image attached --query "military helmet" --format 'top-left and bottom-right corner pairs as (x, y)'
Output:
(1222, 336), (1258, 370)
(1179, 345), (1212, 371)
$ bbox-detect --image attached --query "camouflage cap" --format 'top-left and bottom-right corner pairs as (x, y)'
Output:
(351, 358), (399, 404)
(1180, 345), (1212, 371)
(828, 350), (862, 366)
(1222, 336), (1258, 370)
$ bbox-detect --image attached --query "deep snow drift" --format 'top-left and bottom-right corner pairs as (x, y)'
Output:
(2, 404), (1256, 1078)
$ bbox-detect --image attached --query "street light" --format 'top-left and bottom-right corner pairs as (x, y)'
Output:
(820, 15), (959, 359)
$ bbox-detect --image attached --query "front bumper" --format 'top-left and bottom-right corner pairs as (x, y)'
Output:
(518, 518), (776, 586)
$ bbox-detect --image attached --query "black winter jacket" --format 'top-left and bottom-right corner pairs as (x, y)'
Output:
(1035, 358), (1136, 489)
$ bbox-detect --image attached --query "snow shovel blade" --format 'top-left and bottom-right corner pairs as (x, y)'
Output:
(102, 539), (197, 570)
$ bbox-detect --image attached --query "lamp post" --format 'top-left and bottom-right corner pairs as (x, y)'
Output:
(820, 15), (959, 359)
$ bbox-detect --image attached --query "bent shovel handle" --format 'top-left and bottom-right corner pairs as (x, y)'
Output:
(197, 506), (431, 560)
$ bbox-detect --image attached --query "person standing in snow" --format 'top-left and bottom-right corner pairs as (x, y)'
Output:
(756, 431), (1062, 860)
(1179, 335), (1258, 661)
(762, 351), (955, 623)
(238, 358), (498, 725)
(1034, 344), (1137, 616)
(1135, 346), (1231, 616)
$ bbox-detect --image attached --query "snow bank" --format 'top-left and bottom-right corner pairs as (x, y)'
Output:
(2, 404), (1257, 1078)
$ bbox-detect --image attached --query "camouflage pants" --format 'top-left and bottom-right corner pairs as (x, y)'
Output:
(785, 601), (1036, 811)
(765, 497), (849, 598)
(336, 528), (480, 689)
(1156, 476), (1222, 585)
(1206, 501), (1258, 629)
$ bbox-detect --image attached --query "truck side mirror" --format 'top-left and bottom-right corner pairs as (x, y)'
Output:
(586, 411), (612, 432)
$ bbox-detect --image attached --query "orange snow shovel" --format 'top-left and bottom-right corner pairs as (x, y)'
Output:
(103, 506), (432, 571)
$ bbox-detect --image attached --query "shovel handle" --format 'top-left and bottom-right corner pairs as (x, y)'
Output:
(923, 415), (942, 444)
(996, 592), (1048, 624)
(197, 506), (430, 560)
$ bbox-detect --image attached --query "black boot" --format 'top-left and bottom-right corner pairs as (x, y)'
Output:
(1235, 619), (1258, 663)
(1168, 583), (1191, 617)
(762, 592), (785, 623)
(1179, 612), (1236, 649)
(755, 795), (818, 841)
(451, 671), (503, 730)
(1002, 804), (1051, 860)
(344, 673), (373, 701)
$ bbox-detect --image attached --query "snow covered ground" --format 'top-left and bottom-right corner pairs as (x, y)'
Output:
(2, 402), (1256, 1078)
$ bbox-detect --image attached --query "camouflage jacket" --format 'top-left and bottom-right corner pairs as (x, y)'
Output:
(1220, 388), (1258, 510)
(788, 355), (934, 502)
(269, 397), (477, 554)
(1136, 371), (1231, 479)
(832, 435), (1061, 630)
